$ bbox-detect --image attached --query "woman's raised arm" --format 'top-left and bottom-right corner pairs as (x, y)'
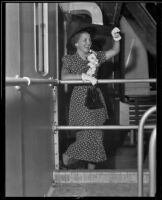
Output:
(104, 27), (121, 61)
(104, 40), (120, 60)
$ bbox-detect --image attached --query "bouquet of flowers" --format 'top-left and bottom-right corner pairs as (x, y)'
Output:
(86, 49), (99, 77)
(81, 50), (98, 85)
(84, 50), (104, 109)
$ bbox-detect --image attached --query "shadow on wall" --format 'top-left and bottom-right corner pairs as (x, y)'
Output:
(124, 46), (138, 74)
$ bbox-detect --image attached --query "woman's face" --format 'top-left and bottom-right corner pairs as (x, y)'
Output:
(75, 32), (92, 54)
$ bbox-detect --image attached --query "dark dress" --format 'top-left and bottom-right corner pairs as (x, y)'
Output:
(62, 51), (108, 163)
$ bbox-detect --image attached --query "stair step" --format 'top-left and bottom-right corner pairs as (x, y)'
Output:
(50, 182), (149, 197)
(53, 170), (149, 183)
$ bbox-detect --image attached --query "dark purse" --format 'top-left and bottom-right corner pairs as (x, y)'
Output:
(84, 86), (104, 109)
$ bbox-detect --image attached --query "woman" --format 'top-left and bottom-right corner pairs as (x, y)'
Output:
(61, 22), (121, 169)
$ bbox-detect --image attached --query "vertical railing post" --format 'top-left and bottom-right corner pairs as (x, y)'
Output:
(52, 86), (59, 170)
(56, 3), (59, 80)
(149, 127), (156, 197)
(53, 3), (59, 170)
(137, 106), (156, 196)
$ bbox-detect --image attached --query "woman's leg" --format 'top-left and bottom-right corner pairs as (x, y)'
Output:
(63, 153), (70, 166)
(88, 163), (96, 170)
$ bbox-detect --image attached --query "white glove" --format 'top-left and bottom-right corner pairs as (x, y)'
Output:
(111, 27), (121, 41)
(82, 73), (97, 85)
(86, 67), (96, 76)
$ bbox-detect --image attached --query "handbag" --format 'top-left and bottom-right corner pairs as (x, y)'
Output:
(84, 86), (104, 109)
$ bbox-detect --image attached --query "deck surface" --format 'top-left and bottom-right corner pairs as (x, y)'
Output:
(50, 182), (149, 197)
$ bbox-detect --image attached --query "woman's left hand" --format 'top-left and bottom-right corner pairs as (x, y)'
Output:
(82, 73), (97, 85)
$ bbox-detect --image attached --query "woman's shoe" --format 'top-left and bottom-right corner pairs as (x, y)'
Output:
(88, 163), (96, 170)
(59, 160), (68, 170)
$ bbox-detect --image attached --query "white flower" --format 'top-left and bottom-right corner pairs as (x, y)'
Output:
(86, 49), (99, 77)
(89, 49), (97, 55)
(87, 53), (98, 65)
(87, 62), (96, 68)
(86, 67), (96, 76)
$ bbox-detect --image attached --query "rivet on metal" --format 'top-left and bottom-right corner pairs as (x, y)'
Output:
(15, 75), (21, 91)
(48, 77), (53, 87)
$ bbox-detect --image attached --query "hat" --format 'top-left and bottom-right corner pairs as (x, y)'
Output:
(66, 20), (112, 53)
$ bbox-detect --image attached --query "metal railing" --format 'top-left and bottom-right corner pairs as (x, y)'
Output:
(6, 77), (156, 86)
(6, 76), (156, 190)
(137, 106), (156, 196)
(149, 127), (156, 197)
(52, 125), (155, 131)
(6, 77), (156, 196)
(6, 76), (157, 196)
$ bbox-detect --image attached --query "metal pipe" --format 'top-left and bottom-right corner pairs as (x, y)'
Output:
(54, 3), (59, 170)
(6, 77), (156, 86)
(59, 79), (156, 84)
(149, 127), (156, 197)
(137, 106), (156, 196)
(55, 2), (59, 81)
(52, 86), (59, 170)
(52, 125), (155, 131)
(6, 77), (58, 86)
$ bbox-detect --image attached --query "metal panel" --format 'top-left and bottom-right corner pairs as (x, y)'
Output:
(5, 3), (23, 196)
(17, 3), (56, 196)
(124, 3), (156, 55)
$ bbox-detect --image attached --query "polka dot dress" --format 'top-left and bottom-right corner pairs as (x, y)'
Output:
(62, 51), (109, 163)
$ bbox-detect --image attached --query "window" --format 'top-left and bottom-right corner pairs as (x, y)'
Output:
(34, 3), (49, 76)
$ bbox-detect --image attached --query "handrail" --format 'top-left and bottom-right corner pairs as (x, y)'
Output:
(149, 127), (156, 197)
(137, 106), (156, 196)
(52, 125), (155, 131)
(59, 79), (156, 84)
(5, 77), (156, 86)
(5, 77), (58, 86)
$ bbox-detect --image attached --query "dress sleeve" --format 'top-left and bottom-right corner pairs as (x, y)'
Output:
(96, 51), (107, 65)
(62, 55), (72, 73)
